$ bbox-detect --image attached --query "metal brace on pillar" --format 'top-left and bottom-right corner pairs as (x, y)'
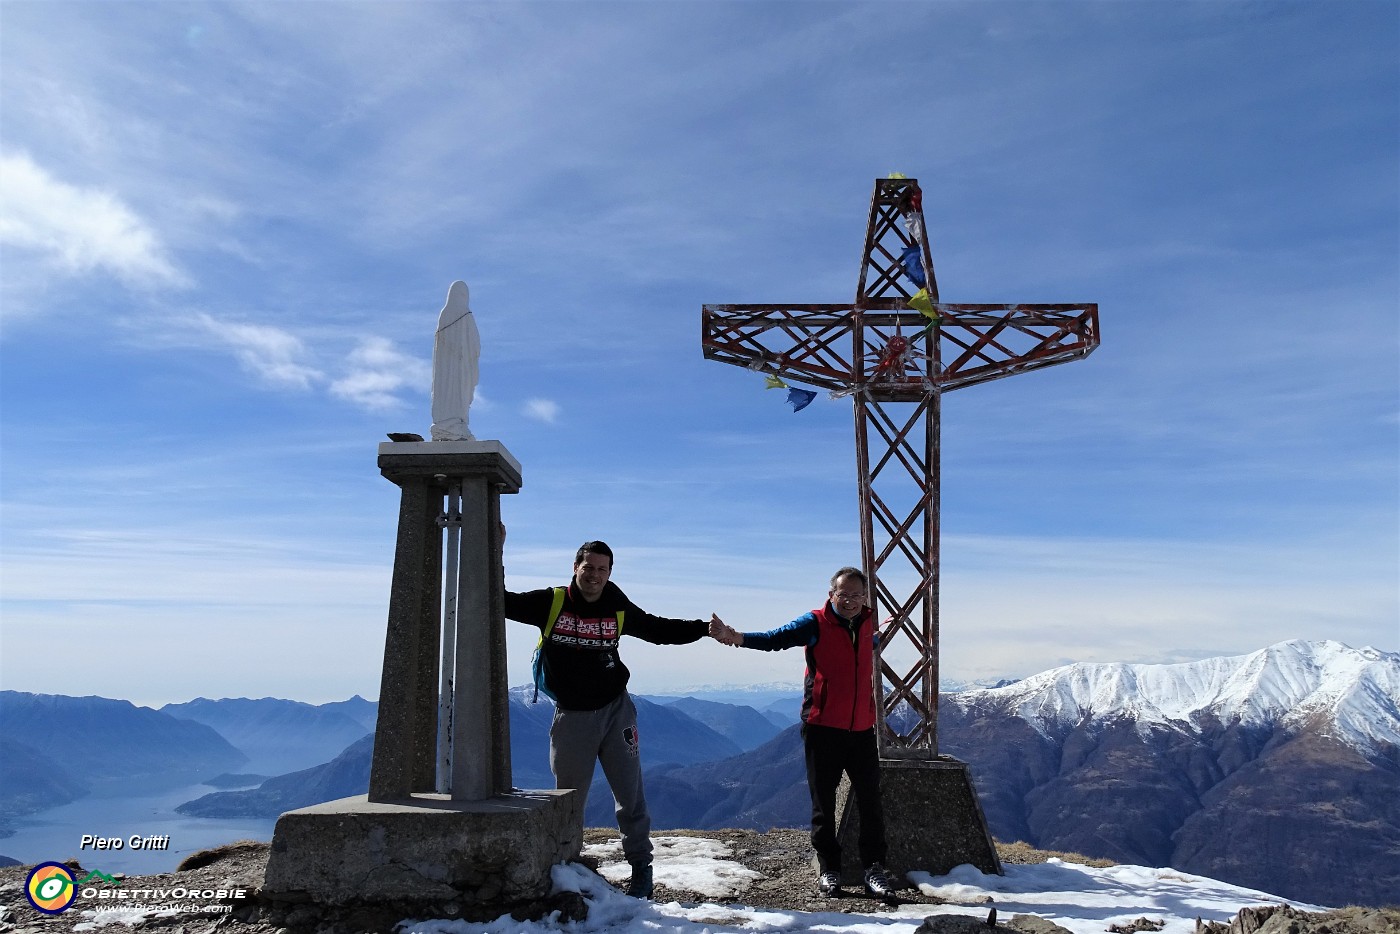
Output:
(436, 477), (461, 793)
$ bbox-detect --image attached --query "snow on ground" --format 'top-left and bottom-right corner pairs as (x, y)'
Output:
(585, 835), (764, 899)
(401, 835), (1332, 934)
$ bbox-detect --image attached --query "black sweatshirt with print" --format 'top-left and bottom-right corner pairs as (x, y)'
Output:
(505, 580), (707, 711)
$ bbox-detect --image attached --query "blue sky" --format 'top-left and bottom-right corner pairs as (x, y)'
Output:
(1, 1), (1396, 707)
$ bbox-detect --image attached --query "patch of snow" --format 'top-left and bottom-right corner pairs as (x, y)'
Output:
(583, 835), (762, 899)
(400, 836), (1332, 934)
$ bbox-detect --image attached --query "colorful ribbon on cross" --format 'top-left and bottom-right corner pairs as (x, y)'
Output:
(908, 288), (941, 334)
(764, 373), (817, 412)
(899, 245), (926, 288)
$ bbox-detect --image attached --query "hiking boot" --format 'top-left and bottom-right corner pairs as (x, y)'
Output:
(817, 870), (842, 897)
(625, 864), (653, 899)
(863, 863), (897, 898)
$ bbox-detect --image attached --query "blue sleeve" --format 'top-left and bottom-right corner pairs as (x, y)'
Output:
(739, 612), (817, 652)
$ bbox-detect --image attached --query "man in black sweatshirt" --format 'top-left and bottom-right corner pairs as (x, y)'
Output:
(504, 539), (717, 899)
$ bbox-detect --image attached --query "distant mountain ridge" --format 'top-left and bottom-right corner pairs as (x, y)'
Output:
(932, 639), (1399, 908)
(0, 692), (246, 794)
(947, 639), (1399, 752)
(162, 696), (374, 775)
(645, 676), (1015, 706)
(176, 689), (749, 819)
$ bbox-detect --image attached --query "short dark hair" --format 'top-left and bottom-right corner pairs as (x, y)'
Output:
(574, 541), (614, 568)
(829, 566), (867, 591)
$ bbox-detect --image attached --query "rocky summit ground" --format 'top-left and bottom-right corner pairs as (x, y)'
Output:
(0, 831), (1395, 934)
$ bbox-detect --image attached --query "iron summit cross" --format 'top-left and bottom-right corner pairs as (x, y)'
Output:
(702, 176), (1099, 758)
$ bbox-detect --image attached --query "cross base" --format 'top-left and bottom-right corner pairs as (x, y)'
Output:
(834, 757), (1002, 886)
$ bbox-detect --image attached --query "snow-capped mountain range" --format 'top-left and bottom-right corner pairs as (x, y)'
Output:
(960, 639), (1400, 752)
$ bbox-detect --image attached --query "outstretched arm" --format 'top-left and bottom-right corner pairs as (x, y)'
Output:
(622, 598), (710, 645)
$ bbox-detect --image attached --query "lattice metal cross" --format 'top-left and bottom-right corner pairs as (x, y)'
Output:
(702, 177), (1098, 757)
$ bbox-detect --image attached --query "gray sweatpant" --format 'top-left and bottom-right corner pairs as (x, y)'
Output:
(550, 692), (652, 869)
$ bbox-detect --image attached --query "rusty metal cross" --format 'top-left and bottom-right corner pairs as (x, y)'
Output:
(702, 177), (1099, 758)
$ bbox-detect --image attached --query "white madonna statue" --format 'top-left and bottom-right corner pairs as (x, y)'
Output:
(430, 280), (481, 442)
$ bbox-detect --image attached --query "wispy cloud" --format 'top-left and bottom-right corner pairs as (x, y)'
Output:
(0, 151), (186, 289)
(525, 399), (561, 424)
(0, 2), (1393, 706)
(191, 312), (322, 390)
(329, 336), (430, 411)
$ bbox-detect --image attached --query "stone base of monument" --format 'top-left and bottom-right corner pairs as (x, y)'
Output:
(262, 790), (581, 917)
(834, 756), (1002, 887)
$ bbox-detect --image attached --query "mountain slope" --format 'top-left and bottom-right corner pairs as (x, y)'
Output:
(658, 697), (782, 751)
(177, 735), (373, 818)
(642, 724), (809, 831)
(0, 738), (89, 819)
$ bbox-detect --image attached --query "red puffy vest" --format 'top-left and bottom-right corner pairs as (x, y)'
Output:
(802, 603), (877, 731)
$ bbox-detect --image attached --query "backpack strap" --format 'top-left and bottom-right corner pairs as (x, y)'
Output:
(616, 609), (625, 635)
(532, 587), (569, 704)
(544, 586), (567, 636)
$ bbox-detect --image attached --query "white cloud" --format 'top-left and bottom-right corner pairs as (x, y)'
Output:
(192, 312), (322, 389)
(0, 150), (185, 288)
(524, 399), (561, 424)
(329, 336), (430, 411)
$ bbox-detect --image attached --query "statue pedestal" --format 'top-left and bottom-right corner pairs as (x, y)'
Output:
(265, 440), (583, 919)
(835, 756), (1002, 886)
(262, 791), (581, 911)
(367, 440), (520, 802)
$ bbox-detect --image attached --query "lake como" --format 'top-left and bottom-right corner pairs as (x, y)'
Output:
(1, 783), (277, 875)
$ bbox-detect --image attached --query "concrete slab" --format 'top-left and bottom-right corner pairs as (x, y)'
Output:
(263, 790), (581, 910)
(377, 440), (522, 480)
(835, 756), (1002, 886)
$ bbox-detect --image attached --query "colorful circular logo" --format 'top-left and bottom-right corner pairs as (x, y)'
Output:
(25, 862), (78, 914)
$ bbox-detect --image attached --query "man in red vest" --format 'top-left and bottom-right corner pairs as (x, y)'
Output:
(710, 567), (896, 899)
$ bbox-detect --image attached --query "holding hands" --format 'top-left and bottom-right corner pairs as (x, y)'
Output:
(709, 614), (743, 647)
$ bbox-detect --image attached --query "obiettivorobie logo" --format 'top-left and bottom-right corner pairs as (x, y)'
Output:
(24, 862), (245, 917)
(24, 864), (121, 914)
(25, 862), (77, 913)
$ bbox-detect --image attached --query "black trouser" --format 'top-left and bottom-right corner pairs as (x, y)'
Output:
(802, 722), (886, 873)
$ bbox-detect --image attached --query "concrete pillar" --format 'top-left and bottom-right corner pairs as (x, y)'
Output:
(369, 441), (521, 802)
(368, 478), (443, 800)
(450, 474), (501, 799)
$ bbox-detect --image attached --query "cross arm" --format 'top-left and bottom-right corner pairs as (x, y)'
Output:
(932, 303), (1099, 393)
(702, 301), (1099, 400)
(701, 303), (859, 394)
